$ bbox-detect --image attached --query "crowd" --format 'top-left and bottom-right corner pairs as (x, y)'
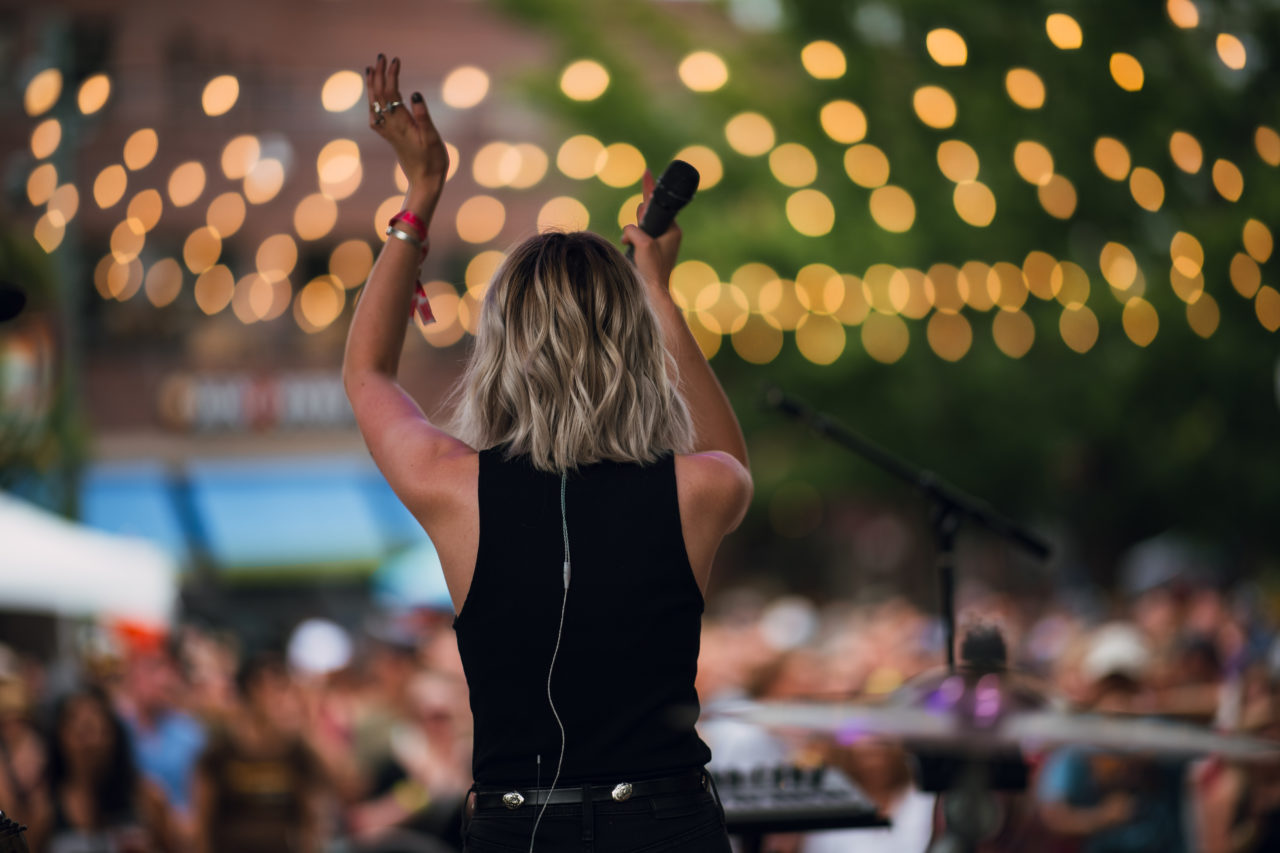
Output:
(1, 548), (1278, 853)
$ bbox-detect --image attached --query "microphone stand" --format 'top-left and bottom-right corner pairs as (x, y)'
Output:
(763, 387), (1050, 672)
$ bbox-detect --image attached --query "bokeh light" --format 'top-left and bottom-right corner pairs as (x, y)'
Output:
(794, 264), (842, 315)
(1100, 242), (1138, 292)
(202, 75), (240, 116)
(560, 60), (610, 101)
(1024, 250), (1057, 300)
(769, 143), (817, 187)
(442, 66), (489, 108)
(1243, 219), (1273, 263)
(796, 315), (847, 364)
(1045, 13), (1083, 49)
(928, 264), (965, 314)
(937, 140), (979, 183)
(1037, 175), (1076, 219)
(31, 119), (61, 159)
(1257, 127), (1280, 166)
(538, 196), (590, 232)
(127, 190), (163, 233)
(1093, 137), (1131, 180)
(194, 265), (235, 315)
(294, 193), (339, 241)
(557, 135), (607, 179)
(1122, 298), (1159, 346)
(1169, 131), (1203, 173)
(330, 240), (375, 289)
(296, 276), (346, 333)
(1186, 293), (1219, 338)
(913, 86), (957, 129)
(1167, 0), (1199, 28)
(456, 195), (506, 243)
(144, 258), (183, 308)
(988, 262), (1028, 311)
(1217, 34), (1246, 70)
(416, 281), (466, 348)
(77, 73), (110, 114)
(992, 310), (1035, 358)
(28, 164), (59, 205)
(183, 227), (222, 274)
(869, 186), (915, 232)
(1129, 167), (1164, 211)
(679, 51), (729, 92)
(1211, 159), (1243, 201)
(845, 144), (890, 188)
(785, 189), (835, 236)
(1170, 231), (1204, 277)
(321, 70), (364, 112)
(317, 139), (362, 199)
(256, 234), (298, 283)
(673, 146), (723, 189)
(670, 260), (717, 311)
(801, 40), (846, 79)
(1059, 305), (1099, 353)
(732, 316), (784, 364)
(206, 192), (246, 238)
(927, 313), (972, 361)
(47, 184), (79, 228)
(93, 165), (128, 209)
(104, 258), (143, 300)
(1005, 69), (1045, 109)
(1110, 53), (1144, 91)
(373, 195), (404, 242)
(861, 314), (910, 364)
(1230, 253), (1261, 298)
(820, 101), (867, 144)
(465, 251), (506, 300)
(244, 158), (285, 204)
(33, 215), (64, 254)
(926, 29), (967, 66)
(110, 220), (145, 264)
(24, 69), (62, 116)
(953, 181), (996, 227)
(1051, 261), (1090, 309)
(168, 161), (207, 207)
(1013, 140), (1053, 185)
(221, 135), (260, 180)
(124, 129), (159, 171)
(1255, 287), (1280, 332)
(618, 193), (642, 229)
(725, 113), (775, 156)
(598, 143), (646, 187)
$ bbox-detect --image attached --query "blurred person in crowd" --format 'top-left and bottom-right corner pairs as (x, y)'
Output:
(1196, 675), (1280, 852)
(193, 652), (325, 853)
(37, 686), (171, 853)
(347, 671), (471, 852)
(1036, 623), (1190, 853)
(347, 56), (750, 852)
(117, 649), (205, 843)
(0, 650), (47, 833)
(802, 741), (935, 853)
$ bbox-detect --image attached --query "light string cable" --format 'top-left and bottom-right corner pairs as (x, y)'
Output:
(529, 471), (571, 852)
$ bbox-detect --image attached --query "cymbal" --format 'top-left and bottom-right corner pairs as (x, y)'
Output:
(709, 699), (1279, 762)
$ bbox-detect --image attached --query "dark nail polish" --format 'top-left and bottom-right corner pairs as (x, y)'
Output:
(366, 66), (372, 74)
(412, 92), (423, 102)
(377, 53), (385, 61)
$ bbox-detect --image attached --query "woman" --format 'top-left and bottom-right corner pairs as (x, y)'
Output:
(39, 686), (170, 853)
(346, 55), (752, 852)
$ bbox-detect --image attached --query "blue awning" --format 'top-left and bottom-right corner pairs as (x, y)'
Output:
(80, 461), (191, 569)
(185, 455), (428, 573)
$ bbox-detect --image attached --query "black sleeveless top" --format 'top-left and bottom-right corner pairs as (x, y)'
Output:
(453, 446), (712, 786)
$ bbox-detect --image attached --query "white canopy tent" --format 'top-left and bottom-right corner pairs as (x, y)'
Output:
(0, 491), (177, 627)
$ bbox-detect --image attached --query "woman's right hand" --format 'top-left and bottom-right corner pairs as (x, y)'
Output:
(622, 169), (682, 294)
(366, 55), (450, 217)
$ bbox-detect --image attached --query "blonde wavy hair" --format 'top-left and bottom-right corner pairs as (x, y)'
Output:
(450, 230), (694, 471)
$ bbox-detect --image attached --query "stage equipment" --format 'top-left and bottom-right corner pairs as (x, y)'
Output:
(712, 764), (887, 853)
(762, 387), (1050, 672)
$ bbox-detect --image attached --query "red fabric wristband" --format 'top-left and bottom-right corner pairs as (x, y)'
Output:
(390, 210), (428, 241)
(411, 281), (435, 325)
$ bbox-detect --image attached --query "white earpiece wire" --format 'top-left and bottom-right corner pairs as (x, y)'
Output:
(529, 471), (571, 852)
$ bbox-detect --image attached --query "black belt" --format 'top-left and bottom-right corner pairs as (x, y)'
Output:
(473, 768), (709, 811)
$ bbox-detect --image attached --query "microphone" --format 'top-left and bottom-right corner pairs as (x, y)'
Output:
(625, 160), (700, 260)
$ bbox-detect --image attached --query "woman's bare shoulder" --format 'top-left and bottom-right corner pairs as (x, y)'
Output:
(674, 451), (753, 531)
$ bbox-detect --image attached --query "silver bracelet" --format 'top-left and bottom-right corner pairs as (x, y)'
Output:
(385, 225), (424, 249)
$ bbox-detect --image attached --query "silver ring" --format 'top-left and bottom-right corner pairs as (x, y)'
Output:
(371, 101), (384, 115)
(385, 100), (403, 114)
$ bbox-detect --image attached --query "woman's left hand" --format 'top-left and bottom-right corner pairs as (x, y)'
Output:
(367, 55), (449, 214)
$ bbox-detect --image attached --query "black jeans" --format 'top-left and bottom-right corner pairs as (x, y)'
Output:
(462, 786), (731, 852)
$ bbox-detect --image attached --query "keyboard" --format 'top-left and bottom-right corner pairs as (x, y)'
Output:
(712, 764), (889, 834)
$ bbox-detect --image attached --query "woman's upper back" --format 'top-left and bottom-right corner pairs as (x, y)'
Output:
(450, 446), (714, 785)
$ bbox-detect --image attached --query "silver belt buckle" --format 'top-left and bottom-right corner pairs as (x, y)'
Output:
(502, 791), (525, 809)
(611, 782), (633, 802)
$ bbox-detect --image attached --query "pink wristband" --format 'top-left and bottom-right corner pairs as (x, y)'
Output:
(411, 281), (435, 325)
(391, 210), (428, 241)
